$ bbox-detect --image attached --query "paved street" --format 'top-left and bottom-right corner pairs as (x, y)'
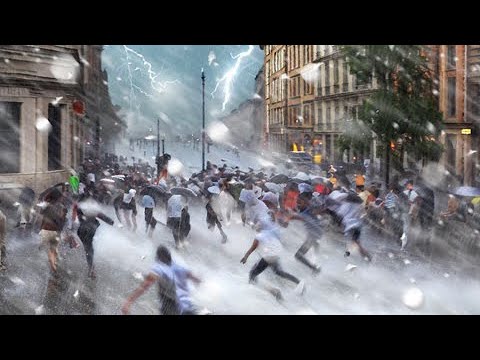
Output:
(1, 200), (479, 315)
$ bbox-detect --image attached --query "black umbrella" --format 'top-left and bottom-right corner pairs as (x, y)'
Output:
(140, 185), (169, 197)
(38, 183), (65, 201)
(269, 174), (289, 184)
(170, 187), (198, 198)
(451, 186), (480, 197)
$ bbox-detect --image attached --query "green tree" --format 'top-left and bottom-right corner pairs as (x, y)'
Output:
(341, 45), (444, 185)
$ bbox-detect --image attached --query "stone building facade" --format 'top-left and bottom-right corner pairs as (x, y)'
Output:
(263, 45), (377, 164)
(0, 45), (125, 194)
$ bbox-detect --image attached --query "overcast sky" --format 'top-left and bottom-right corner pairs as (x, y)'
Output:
(102, 45), (264, 138)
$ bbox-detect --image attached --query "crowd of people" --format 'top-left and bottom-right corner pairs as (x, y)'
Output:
(1, 148), (479, 315)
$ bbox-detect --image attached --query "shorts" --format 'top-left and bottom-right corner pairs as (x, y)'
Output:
(40, 230), (60, 251)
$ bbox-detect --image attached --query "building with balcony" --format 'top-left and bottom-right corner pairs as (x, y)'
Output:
(263, 45), (377, 164)
(428, 45), (480, 185)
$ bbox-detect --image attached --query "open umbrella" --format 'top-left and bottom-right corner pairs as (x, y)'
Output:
(269, 174), (289, 184)
(264, 182), (282, 194)
(38, 183), (65, 201)
(451, 186), (480, 197)
(170, 187), (198, 198)
(140, 185), (170, 198)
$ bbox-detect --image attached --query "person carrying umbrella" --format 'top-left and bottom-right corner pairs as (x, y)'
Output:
(167, 194), (190, 249)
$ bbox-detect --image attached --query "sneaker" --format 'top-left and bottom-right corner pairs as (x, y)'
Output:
(294, 280), (306, 296)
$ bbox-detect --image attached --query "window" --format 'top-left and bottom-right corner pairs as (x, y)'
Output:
(304, 78), (313, 95)
(317, 102), (322, 128)
(447, 45), (456, 69)
(48, 104), (62, 171)
(335, 104), (340, 129)
(470, 84), (480, 117)
(290, 76), (300, 98)
(304, 45), (312, 64)
(334, 60), (339, 85)
(326, 104), (331, 130)
(0, 102), (21, 173)
(303, 103), (312, 127)
(325, 61), (330, 95)
(343, 61), (349, 92)
(265, 61), (270, 99)
(447, 77), (456, 118)
(317, 64), (323, 96)
(289, 106), (301, 127)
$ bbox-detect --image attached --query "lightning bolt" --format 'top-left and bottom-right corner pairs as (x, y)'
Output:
(123, 45), (180, 94)
(210, 45), (255, 111)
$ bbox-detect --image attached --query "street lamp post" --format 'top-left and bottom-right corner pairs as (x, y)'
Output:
(201, 69), (206, 172)
(157, 118), (160, 176)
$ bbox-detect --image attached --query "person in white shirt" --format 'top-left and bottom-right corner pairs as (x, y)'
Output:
(122, 245), (180, 315)
(166, 195), (190, 248)
(241, 217), (305, 296)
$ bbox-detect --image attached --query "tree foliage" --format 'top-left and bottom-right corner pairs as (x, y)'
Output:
(340, 45), (444, 165)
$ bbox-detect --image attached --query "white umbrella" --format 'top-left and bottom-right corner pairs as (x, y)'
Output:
(207, 186), (221, 195)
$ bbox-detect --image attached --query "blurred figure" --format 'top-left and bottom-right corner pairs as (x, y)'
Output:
(38, 188), (67, 274)
(142, 194), (157, 238)
(119, 189), (138, 232)
(167, 195), (190, 248)
(75, 196), (114, 279)
(338, 191), (372, 261)
(122, 245), (179, 315)
(288, 191), (323, 274)
(205, 189), (228, 243)
(0, 209), (6, 271)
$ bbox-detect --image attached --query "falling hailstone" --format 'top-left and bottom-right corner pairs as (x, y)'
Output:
(345, 264), (357, 272)
(116, 77), (122, 81)
(141, 255), (146, 260)
(207, 121), (229, 143)
(426, 122), (436, 133)
(34, 305), (45, 315)
(36, 117), (52, 132)
(300, 63), (321, 84)
(73, 290), (79, 299)
(354, 293), (360, 300)
(4, 58), (9, 63)
(208, 51), (216, 66)
(10, 277), (26, 286)
(73, 136), (79, 142)
(432, 89), (439, 96)
(444, 273), (450, 278)
(167, 158), (184, 177)
(388, 252), (394, 259)
(133, 272), (144, 281)
(404, 259), (411, 265)
(409, 278), (416, 284)
(402, 287), (424, 310)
